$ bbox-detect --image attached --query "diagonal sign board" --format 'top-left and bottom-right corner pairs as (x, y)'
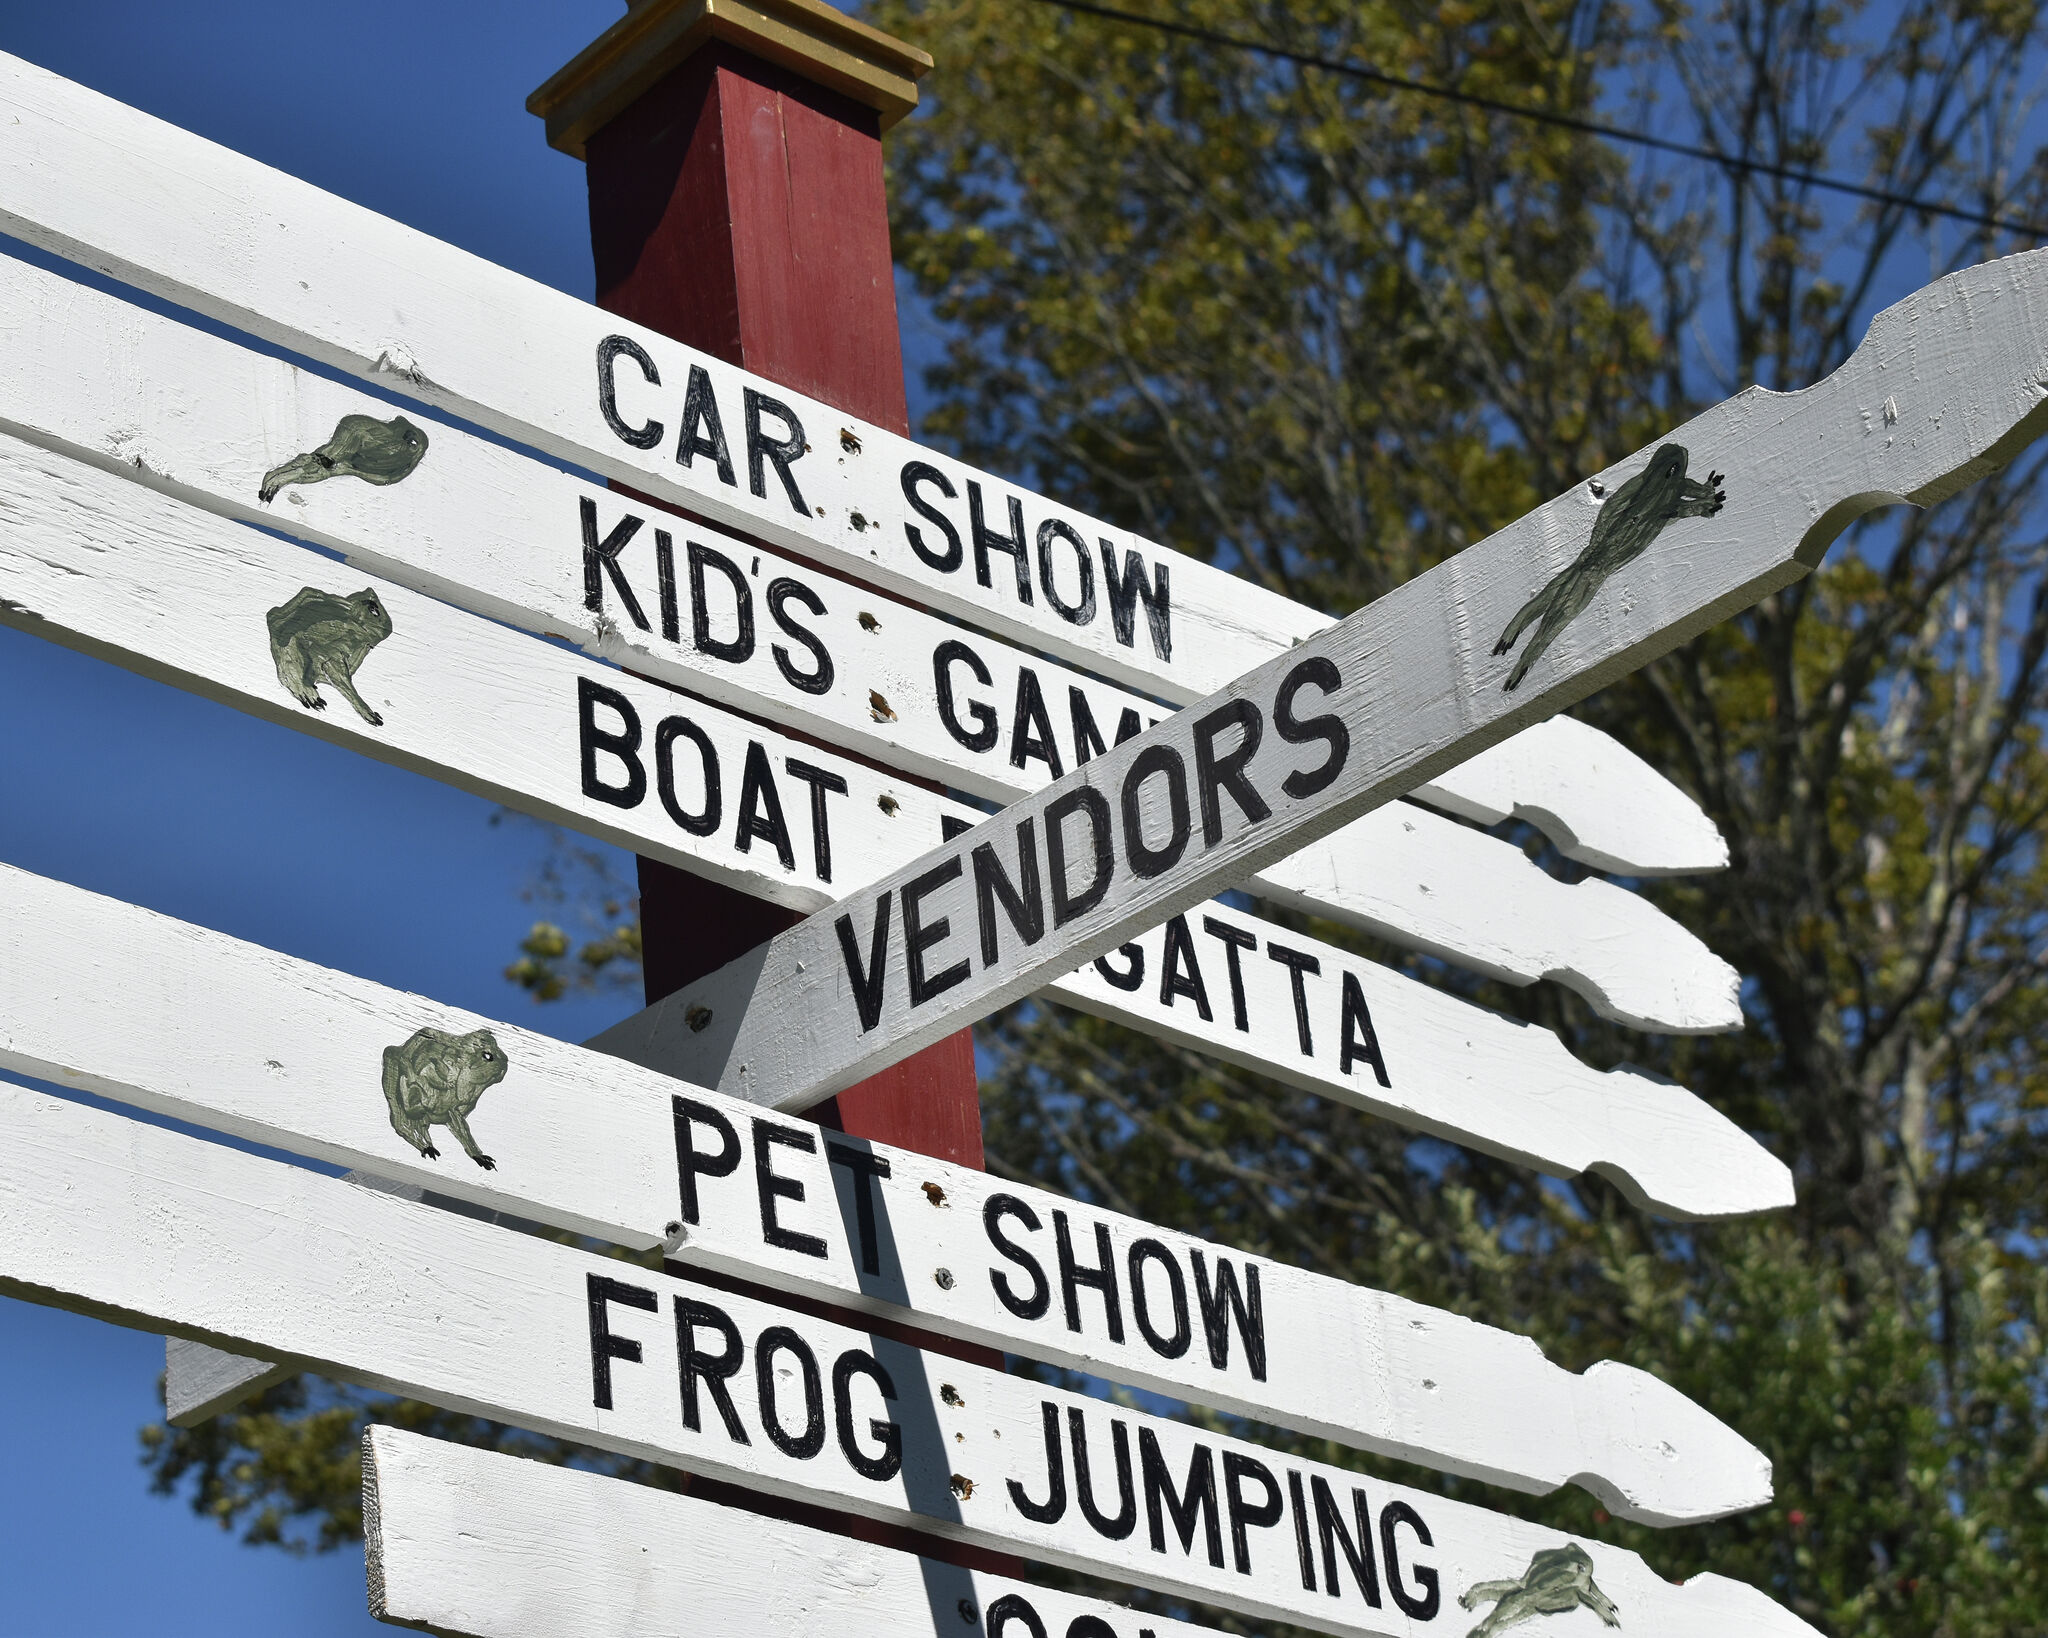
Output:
(0, 857), (1777, 1516)
(591, 246), (2048, 1108)
(0, 435), (1781, 1210)
(0, 255), (1739, 1031)
(0, 1087), (1815, 1636)
(0, 47), (1728, 882)
(362, 1425), (1803, 1638)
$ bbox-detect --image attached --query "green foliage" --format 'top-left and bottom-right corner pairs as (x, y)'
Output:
(140, 1), (2048, 1632)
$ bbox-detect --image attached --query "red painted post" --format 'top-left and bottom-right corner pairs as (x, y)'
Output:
(531, 1), (1013, 1571)
(531, 3), (983, 1169)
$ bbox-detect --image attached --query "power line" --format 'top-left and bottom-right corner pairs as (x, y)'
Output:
(1032, 0), (2048, 240)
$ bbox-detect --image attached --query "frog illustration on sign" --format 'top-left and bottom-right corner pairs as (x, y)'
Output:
(1494, 443), (1724, 691)
(258, 413), (429, 505)
(380, 1027), (509, 1170)
(1460, 1544), (1620, 1636)
(266, 586), (392, 726)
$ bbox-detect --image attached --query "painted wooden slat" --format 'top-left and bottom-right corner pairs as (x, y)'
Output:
(0, 1088), (1814, 1636)
(0, 437), (1776, 1207)
(4, 858), (1780, 1523)
(364, 1425), (1233, 1638)
(589, 247), (2048, 1110)
(0, 259), (1736, 1031)
(164, 1335), (290, 1426)
(0, 49), (1727, 879)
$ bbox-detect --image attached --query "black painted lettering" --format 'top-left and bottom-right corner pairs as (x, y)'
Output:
(734, 741), (796, 871)
(1193, 698), (1270, 845)
(1121, 745), (1191, 879)
(1127, 1238), (1192, 1359)
(973, 818), (1044, 966)
(1094, 943), (1145, 990)
(753, 1120), (828, 1258)
(1036, 518), (1097, 625)
(755, 1326), (826, 1459)
(941, 813), (977, 843)
(1010, 1401), (1068, 1523)
(1047, 788), (1115, 925)
(986, 1595), (1048, 1638)
(687, 541), (755, 664)
(1380, 1500), (1439, 1619)
(901, 461), (964, 573)
(903, 855), (970, 1006)
(1054, 1211), (1124, 1342)
(577, 677), (646, 809)
(766, 578), (834, 695)
(934, 640), (1000, 753)
(1266, 941), (1322, 1057)
(587, 1273), (657, 1410)
(580, 497), (651, 630)
(674, 1297), (750, 1442)
(743, 388), (809, 515)
(1274, 657), (1349, 800)
(825, 1145), (892, 1276)
(671, 1094), (741, 1223)
(1191, 1251), (1267, 1381)
(1009, 667), (1065, 778)
(1339, 971), (1392, 1086)
(985, 1193), (1051, 1320)
(831, 1350), (902, 1481)
(656, 530), (681, 643)
(784, 757), (848, 883)
(1069, 1408), (1136, 1539)
(1071, 688), (1144, 766)
(1223, 1451), (1284, 1576)
(1289, 1470), (1317, 1592)
(1157, 915), (1212, 1021)
(835, 892), (892, 1033)
(654, 717), (721, 836)
(1139, 1430), (1222, 1567)
(969, 482), (1032, 603)
(677, 363), (736, 485)
(596, 335), (662, 449)
(1100, 543), (1172, 661)
(1312, 1477), (1382, 1605)
(1200, 916), (1257, 1032)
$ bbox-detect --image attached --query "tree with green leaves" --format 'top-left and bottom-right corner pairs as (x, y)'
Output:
(146, 1), (2048, 1631)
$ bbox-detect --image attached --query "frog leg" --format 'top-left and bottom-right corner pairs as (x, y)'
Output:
(1459, 1579), (1524, 1610)
(320, 661), (385, 728)
(443, 1108), (495, 1171)
(257, 450), (337, 505)
(379, 1065), (439, 1160)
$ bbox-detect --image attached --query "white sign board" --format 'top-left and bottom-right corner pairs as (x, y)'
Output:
(0, 262), (1738, 1033)
(362, 1425), (1795, 1638)
(0, 859), (1777, 1515)
(596, 241), (2048, 1110)
(0, 1089), (1816, 1637)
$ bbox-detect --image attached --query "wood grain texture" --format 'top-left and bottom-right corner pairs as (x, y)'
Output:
(0, 50), (1728, 880)
(0, 255), (1733, 1029)
(592, 247), (2048, 1110)
(0, 440), (1779, 1209)
(2, 859), (1777, 1519)
(0, 1089), (1813, 1635)
(365, 1425), (1231, 1638)
(164, 1335), (290, 1426)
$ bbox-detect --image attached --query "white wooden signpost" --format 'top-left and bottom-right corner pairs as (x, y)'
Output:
(0, 250), (1740, 1033)
(0, 858), (1778, 1518)
(0, 1088), (1819, 1637)
(1, 31), (2041, 1638)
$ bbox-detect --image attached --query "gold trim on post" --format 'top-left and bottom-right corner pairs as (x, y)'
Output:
(529, 0), (934, 158)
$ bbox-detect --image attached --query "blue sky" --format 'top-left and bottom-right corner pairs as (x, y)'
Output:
(0, 4), (771, 1631)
